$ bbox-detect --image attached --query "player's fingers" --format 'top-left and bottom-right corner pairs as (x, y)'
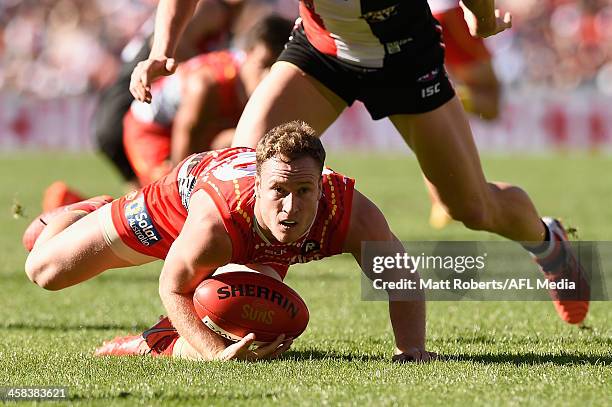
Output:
(222, 333), (256, 360)
(268, 339), (293, 360)
(494, 8), (500, 19)
(504, 12), (512, 28)
(416, 350), (432, 362)
(392, 354), (412, 363)
(130, 63), (149, 102)
(252, 334), (285, 359)
(165, 58), (177, 74)
(235, 333), (256, 352)
(392, 349), (437, 363)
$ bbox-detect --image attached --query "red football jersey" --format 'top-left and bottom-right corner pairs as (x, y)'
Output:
(118, 147), (355, 279)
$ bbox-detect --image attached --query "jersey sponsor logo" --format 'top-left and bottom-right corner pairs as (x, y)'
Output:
(421, 82), (441, 98)
(302, 239), (320, 255)
(362, 5), (399, 23)
(417, 68), (440, 83)
(178, 153), (207, 209)
(385, 38), (414, 54)
(124, 195), (162, 246)
(125, 190), (138, 201)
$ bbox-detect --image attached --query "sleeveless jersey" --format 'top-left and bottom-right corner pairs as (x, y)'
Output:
(130, 50), (244, 127)
(140, 147), (355, 278)
(299, 0), (442, 68)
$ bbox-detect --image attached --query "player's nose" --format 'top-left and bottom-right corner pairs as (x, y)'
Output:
(282, 193), (299, 215)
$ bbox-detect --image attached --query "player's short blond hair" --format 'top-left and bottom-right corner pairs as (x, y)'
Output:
(256, 121), (326, 175)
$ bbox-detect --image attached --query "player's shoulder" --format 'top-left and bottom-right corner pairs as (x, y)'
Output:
(182, 189), (233, 265)
(342, 189), (394, 253)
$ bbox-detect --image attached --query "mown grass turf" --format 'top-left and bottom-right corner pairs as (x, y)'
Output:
(0, 152), (610, 406)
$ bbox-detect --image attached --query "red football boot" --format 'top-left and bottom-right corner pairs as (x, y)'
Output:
(42, 181), (85, 212)
(94, 316), (179, 357)
(94, 335), (148, 356)
(22, 195), (113, 252)
(536, 217), (590, 324)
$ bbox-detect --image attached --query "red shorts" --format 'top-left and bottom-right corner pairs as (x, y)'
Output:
(101, 191), (175, 262)
(123, 111), (172, 186)
(435, 7), (492, 67)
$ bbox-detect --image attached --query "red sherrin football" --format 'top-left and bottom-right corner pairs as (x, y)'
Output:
(193, 272), (309, 344)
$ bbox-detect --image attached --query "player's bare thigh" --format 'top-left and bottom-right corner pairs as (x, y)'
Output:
(389, 96), (489, 209)
(232, 61), (347, 148)
(25, 204), (157, 290)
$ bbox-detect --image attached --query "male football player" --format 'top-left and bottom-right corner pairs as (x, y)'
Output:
(130, 0), (590, 325)
(24, 121), (434, 362)
(94, 0), (247, 189)
(124, 15), (293, 186)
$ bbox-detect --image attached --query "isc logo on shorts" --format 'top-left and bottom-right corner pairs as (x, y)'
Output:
(124, 195), (162, 246)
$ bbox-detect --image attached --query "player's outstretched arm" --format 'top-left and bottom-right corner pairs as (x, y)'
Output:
(130, 0), (199, 103)
(159, 190), (232, 360)
(159, 190), (292, 361)
(461, 0), (512, 38)
(343, 190), (437, 362)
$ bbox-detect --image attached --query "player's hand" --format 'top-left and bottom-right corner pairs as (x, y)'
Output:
(392, 348), (438, 363)
(215, 333), (293, 361)
(130, 57), (177, 103)
(464, 7), (512, 38)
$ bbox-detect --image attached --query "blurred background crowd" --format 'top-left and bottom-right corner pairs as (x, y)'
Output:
(496, 0), (612, 93)
(1, 0), (611, 98)
(0, 0), (610, 153)
(0, 0), (297, 99)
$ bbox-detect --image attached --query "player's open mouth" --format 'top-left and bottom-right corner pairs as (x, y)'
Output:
(280, 220), (297, 228)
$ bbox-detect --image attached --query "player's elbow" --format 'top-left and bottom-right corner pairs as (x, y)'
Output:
(25, 255), (64, 291)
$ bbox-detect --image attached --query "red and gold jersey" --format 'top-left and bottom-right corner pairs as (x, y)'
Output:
(129, 50), (244, 127)
(112, 148), (355, 279)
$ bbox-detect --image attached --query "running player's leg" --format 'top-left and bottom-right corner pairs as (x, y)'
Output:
(25, 201), (156, 291)
(232, 61), (346, 148)
(390, 96), (544, 241)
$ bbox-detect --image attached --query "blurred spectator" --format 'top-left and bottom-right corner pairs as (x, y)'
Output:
(0, 0), (154, 98)
(494, 0), (612, 93)
(0, 0), (297, 98)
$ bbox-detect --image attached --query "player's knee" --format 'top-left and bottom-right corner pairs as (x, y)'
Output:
(25, 255), (64, 291)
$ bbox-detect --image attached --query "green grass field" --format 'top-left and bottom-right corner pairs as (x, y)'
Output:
(0, 152), (610, 406)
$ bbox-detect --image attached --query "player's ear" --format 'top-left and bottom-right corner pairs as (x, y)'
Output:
(255, 174), (261, 197)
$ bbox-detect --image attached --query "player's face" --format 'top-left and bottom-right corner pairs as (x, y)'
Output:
(255, 156), (322, 244)
(241, 43), (277, 95)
